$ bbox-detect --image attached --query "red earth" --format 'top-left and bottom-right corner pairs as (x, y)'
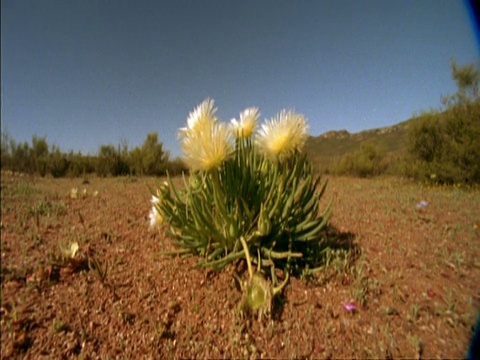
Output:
(1, 172), (479, 358)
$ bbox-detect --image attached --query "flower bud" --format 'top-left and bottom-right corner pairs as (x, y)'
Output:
(257, 206), (271, 236)
(229, 223), (236, 239)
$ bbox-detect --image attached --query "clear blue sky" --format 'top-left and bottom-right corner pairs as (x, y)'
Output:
(2, 0), (479, 158)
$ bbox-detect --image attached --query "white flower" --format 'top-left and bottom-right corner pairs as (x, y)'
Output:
(60, 241), (79, 259)
(256, 110), (309, 160)
(230, 107), (259, 139)
(178, 98), (218, 138)
(149, 183), (169, 229)
(181, 122), (232, 171)
(70, 187), (78, 199)
(180, 99), (233, 171)
(149, 194), (163, 228)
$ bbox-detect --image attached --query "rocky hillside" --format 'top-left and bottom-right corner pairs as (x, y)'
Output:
(304, 118), (414, 171)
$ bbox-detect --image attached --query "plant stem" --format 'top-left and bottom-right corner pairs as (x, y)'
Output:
(240, 236), (253, 280)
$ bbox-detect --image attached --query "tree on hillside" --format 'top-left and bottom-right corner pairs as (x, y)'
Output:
(10, 140), (31, 174)
(139, 132), (169, 176)
(1, 131), (12, 169)
(408, 60), (480, 184)
(49, 146), (70, 178)
(442, 59), (480, 107)
(31, 135), (49, 176)
(408, 113), (443, 163)
(329, 141), (386, 177)
(96, 144), (117, 177)
(128, 146), (143, 175)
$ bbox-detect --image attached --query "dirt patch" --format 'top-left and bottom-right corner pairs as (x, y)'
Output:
(1, 173), (479, 358)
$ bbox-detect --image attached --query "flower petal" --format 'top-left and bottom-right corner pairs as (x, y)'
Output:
(230, 107), (259, 138)
(181, 98), (218, 137)
(342, 301), (357, 312)
(256, 110), (308, 160)
(181, 120), (232, 171)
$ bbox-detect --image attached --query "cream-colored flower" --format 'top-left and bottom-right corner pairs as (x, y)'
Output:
(149, 182), (170, 229)
(149, 194), (163, 228)
(182, 121), (232, 171)
(70, 187), (78, 199)
(178, 98), (218, 138)
(256, 110), (308, 160)
(60, 241), (79, 259)
(230, 107), (259, 139)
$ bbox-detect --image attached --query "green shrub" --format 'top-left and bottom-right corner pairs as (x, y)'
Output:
(404, 60), (480, 184)
(328, 142), (386, 177)
(406, 101), (480, 184)
(49, 154), (70, 178)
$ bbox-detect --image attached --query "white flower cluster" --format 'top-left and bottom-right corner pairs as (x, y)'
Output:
(178, 98), (309, 171)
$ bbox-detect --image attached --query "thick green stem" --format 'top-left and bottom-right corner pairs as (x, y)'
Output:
(273, 271), (290, 296)
(154, 248), (192, 257)
(261, 248), (303, 259)
(240, 236), (253, 280)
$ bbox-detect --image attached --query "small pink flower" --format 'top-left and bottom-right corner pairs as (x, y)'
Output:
(342, 301), (357, 312)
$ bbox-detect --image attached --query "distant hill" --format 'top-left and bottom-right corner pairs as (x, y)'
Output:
(304, 118), (414, 171)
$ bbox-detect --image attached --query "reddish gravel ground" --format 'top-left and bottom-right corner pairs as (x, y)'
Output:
(1, 172), (479, 359)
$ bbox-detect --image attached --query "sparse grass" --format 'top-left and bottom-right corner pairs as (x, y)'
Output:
(1, 181), (38, 197)
(29, 199), (66, 218)
(52, 319), (69, 334)
(88, 255), (109, 284)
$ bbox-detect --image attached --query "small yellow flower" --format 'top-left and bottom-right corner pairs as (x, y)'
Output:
(178, 98), (218, 138)
(230, 107), (259, 139)
(182, 122), (232, 171)
(256, 110), (308, 160)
